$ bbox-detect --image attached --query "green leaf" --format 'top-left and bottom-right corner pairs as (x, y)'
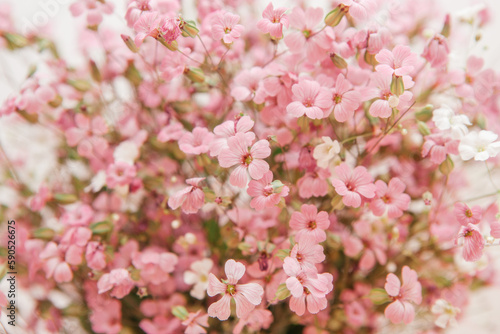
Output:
(90, 221), (113, 234)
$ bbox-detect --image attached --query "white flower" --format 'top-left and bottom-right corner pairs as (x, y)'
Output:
(432, 105), (471, 138)
(459, 130), (500, 161)
(183, 259), (213, 300)
(313, 136), (341, 169)
(431, 299), (460, 328)
(114, 140), (140, 164)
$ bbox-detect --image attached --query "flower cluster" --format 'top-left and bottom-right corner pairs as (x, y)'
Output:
(1, 0), (500, 333)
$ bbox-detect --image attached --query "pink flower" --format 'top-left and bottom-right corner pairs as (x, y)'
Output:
(179, 127), (214, 155)
(375, 45), (418, 77)
(422, 134), (459, 165)
(106, 162), (137, 188)
(40, 242), (73, 283)
(133, 11), (160, 47)
(256, 3), (289, 39)
(331, 163), (376, 208)
(384, 266), (422, 324)
(211, 11), (244, 44)
(422, 34), (449, 68)
(454, 202), (482, 225)
(334, 0), (377, 21)
(297, 168), (330, 198)
(283, 257), (333, 316)
(289, 204), (330, 243)
(168, 177), (205, 214)
(330, 74), (361, 122)
(369, 178), (411, 218)
(247, 171), (289, 210)
(207, 259), (264, 320)
(158, 17), (181, 44)
(157, 122), (186, 142)
(209, 115), (255, 157)
(30, 184), (51, 211)
(290, 235), (326, 269)
(182, 310), (209, 334)
(218, 133), (271, 188)
(86, 242), (107, 271)
(97, 268), (135, 299)
(131, 248), (178, 285)
(457, 223), (485, 262)
(368, 73), (414, 118)
(287, 80), (333, 119)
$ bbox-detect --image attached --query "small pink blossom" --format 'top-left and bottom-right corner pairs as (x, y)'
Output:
(157, 122), (186, 142)
(40, 242), (73, 283)
(384, 266), (422, 324)
(97, 268), (135, 299)
(297, 168), (330, 198)
(283, 257), (333, 316)
(211, 11), (244, 44)
(132, 248), (178, 285)
(207, 259), (264, 320)
(422, 34), (449, 68)
(369, 178), (411, 218)
(178, 127), (214, 155)
(106, 162), (137, 189)
(334, 0), (377, 22)
(290, 235), (326, 269)
(256, 3), (289, 39)
(133, 11), (160, 47)
(209, 115), (255, 157)
(218, 133), (271, 188)
(30, 184), (51, 211)
(247, 171), (289, 210)
(289, 204), (330, 243)
(456, 223), (485, 262)
(86, 242), (107, 271)
(422, 134), (459, 165)
(331, 163), (376, 208)
(329, 74), (362, 122)
(158, 17), (181, 44)
(168, 177), (205, 214)
(287, 80), (333, 119)
(182, 310), (209, 334)
(454, 202), (482, 225)
(375, 45), (418, 77)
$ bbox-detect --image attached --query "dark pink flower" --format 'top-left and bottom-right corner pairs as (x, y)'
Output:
(422, 34), (449, 68)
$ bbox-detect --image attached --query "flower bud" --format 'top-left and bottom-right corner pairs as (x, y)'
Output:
(53, 193), (78, 204)
(330, 53), (348, 69)
(417, 121), (431, 136)
(90, 60), (102, 82)
(439, 156), (454, 175)
(184, 67), (205, 83)
(172, 306), (189, 320)
(325, 5), (347, 27)
(158, 36), (178, 51)
(441, 14), (451, 38)
(275, 283), (291, 300)
(33, 227), (55, 240)
(180, 20), (199, 38)
(415, 105), (433, 122)
(120, 34), (139, 53)
(2, 32), (29, 49)
(390, 75), (405, 96)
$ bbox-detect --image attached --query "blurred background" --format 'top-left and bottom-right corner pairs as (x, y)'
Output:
(1, 0), (500, 333)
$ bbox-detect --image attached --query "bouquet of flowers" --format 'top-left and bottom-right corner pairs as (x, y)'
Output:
(1, 0), (500, 333)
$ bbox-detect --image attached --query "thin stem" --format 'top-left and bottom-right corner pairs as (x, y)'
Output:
(459, 190), (500, 204)
(216, 48), (230, 68)
(485, 162), (499, 191)
(177, 49), (203, 66)
(263, 49), (288, 67)
(0, 141), (21, 185)
(365, 101), (416, 155)
(196, 35), (215, 66)
(340, 132), (373, 144)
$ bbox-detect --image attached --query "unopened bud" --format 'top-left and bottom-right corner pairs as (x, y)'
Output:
(158, 36), (178, 51)
(121, 34), (139, 53)
(172, 306), (189, 320)
(53, 193), (78, 204)
(417, 121), (431, 136)
(390, 75), (405, 96)
(180, 20), (199, 38)
(325, 5), (347, 27)
(90, 60), (102, 82)
(2, 32), (29, 49)
(441, 14), (451, 38)
(67, 79), (91, 92)
(439, 156), (454, 175)
(415, 105), (434, 122)
(330, 53), (348, 69)
(184, 67), (205, 83)
(33, 227), (55, 240)
(271, 180), (284, 193)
